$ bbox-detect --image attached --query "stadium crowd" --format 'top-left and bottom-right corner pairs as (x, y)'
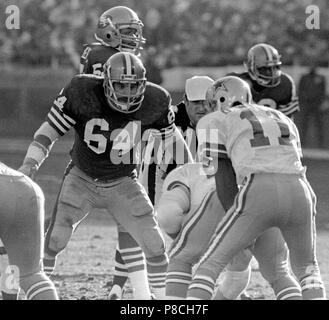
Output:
(0, 0), (328, 69)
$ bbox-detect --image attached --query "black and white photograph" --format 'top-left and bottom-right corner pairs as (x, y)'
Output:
(0, 0), (328, 302)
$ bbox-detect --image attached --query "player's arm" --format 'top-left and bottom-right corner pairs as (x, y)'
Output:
(214, 158), (238, 211)
(156, 168), (191, 239)
(151, 106), (194, 170)
(18, 85), (76, 178)
(197, 113), (238, 212)
(277, 74), (300, 120)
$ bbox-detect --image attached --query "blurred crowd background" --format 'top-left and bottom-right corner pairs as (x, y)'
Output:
(1, 0), (328, 68)
(0, 0), (329, 147)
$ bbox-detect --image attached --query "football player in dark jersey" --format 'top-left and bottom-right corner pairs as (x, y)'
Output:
(79, 6), (145, 76)
(18, 52), (192, 300)
(78, 6), (166, 299)
(0, 162), (58, 300)
(228, 43), (299, 120)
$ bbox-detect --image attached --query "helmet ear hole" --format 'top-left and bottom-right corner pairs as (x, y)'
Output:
(220, 97), (226, 103)
(106, 34), (111, 39)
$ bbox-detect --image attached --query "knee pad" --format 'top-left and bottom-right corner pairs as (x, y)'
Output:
(140, 227), (166, 258)
(45, 224), (73, 256)
(256, 244), (290, 283)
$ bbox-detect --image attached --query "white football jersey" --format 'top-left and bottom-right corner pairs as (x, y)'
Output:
(162, 162), (215, 210)
(197, 103), (305, 185)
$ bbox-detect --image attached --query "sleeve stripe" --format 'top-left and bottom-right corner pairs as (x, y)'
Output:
(201, 142), (227, 152)
(47, 114), (69, 135)
(167, 181), (190, 193)
(49, 110), (71, 132)
(202, 149), (229, 159)
(51, 106), (76, 125)
(62, 112), (76, 125)
(279, 100), (300, 114)
(46, 120), (65, 136)
(50, 108), (74, 129)
(206, 142), (226, 152)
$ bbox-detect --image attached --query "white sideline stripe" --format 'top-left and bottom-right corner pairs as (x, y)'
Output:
(303, 148), (329, 160)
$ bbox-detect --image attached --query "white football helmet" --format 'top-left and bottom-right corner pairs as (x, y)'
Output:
(206, 76), (252, 114)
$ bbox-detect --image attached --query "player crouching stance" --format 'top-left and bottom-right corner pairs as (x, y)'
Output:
(157, 163), (251, 299)
(187, 76), (326, 300)
(0, 163), (58, 300)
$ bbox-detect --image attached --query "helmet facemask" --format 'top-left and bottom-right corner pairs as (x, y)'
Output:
(95, 6), (146, 55)
(249, 62), (282, 87)
(115, 22), (145, 53)
(246, 44), (282, 87)
(103, 55), (146, 114)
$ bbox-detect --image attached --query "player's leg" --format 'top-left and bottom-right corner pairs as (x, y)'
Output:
(166, 190), (222, 299)
(105, 176), (168, 299)
(43, 170), (93, 276)
(280, 177), (326, 300)
(108, 230), (129, 299)
(110, 226), (147, 300)
(187, 174), (277, 300)
(252, 227), (302, 300)
(0, 175), (58, 299)
(213, 249), (252, 300)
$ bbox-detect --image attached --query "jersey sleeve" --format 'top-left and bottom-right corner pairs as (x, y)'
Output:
(287, 117), (303, 158)
(196, 112), (228, 160)
(79, 44), (93, 74)
(150, 105), (176, 139)
(163, 165), (190, 195)
(46, 81), (77, 136)
(277, 73), (300, 117)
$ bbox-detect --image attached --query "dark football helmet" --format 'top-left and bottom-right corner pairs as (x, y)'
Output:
(245, 43), (282, 87)
(103, 52), (146, 113)
(95, 6), (146, 54)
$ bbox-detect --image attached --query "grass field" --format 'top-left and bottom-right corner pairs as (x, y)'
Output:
(1, 139), (329, 300)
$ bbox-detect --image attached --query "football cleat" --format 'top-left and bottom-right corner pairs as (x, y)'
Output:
(108, 284), (123, 300)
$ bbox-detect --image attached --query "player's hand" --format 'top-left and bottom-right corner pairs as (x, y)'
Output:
(17, 163), (38, 180)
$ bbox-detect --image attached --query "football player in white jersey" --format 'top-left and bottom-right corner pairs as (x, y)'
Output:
(157, 163), (251, 299)
(187, 76), (326, 300)
(0, 162), (58, 300)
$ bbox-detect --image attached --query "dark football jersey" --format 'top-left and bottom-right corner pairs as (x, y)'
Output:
(80, 43), (119, 76)
(46, 75), (174, 180)
(142, 101), (195, 204)
(228, 72), (299, 117)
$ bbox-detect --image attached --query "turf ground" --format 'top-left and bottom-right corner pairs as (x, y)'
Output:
(0, 139), (329, 299)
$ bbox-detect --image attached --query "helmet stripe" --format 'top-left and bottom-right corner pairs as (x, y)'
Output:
(123, 52), (132, 76)
(120, 53), (127, 75)
(261, 44), (273, 63)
